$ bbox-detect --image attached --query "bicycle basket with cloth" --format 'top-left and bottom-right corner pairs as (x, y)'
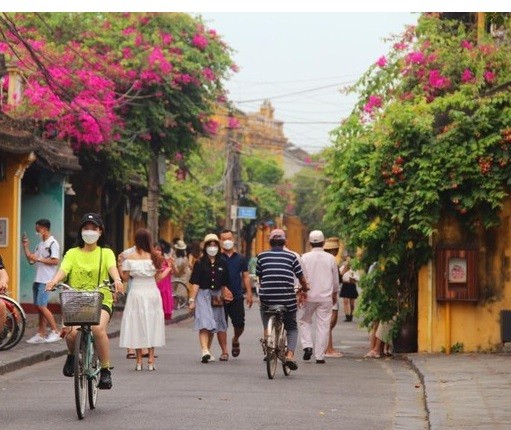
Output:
(60, 291), (103, 326)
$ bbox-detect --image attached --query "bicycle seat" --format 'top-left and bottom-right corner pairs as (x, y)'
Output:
(265, 305), (287, 313)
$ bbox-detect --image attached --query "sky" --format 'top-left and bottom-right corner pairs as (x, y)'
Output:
(199, 13), (418, 154)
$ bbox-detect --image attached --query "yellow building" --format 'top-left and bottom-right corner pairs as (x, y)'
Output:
(418, 198), (511, 352)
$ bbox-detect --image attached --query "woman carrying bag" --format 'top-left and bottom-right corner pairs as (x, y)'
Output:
(187, 233), (233, 363)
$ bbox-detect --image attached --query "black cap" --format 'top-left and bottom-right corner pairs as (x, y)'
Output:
(80, 212), (104, 229)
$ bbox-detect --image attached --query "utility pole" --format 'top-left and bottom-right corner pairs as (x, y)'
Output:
(224, 126), (234, 229)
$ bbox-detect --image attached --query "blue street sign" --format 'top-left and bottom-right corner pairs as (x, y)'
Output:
(237, 206), (257, 219)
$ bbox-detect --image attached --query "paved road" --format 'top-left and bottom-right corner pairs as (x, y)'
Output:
(0, 299), (426, 429)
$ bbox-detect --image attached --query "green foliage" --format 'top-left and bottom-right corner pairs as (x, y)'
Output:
(325, 13), (511, 329)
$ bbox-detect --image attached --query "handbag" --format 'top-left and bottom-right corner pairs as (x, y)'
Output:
(211, 294), (224, 307)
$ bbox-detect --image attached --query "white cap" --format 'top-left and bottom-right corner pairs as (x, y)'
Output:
(309, 230), (325, 244)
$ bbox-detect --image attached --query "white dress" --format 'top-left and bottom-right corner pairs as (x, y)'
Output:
(119, 259), (166, 348)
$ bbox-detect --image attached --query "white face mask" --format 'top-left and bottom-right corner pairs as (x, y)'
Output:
(222, 240), (234, 251)
(206, 246), (218, 257)
(82, 230), (101, 245)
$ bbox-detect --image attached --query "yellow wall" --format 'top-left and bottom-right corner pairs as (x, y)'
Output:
(0, 153), (35, 299)
(418, 200), (511, 352)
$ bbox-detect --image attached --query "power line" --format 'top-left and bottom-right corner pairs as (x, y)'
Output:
(234, 81), (356, 103)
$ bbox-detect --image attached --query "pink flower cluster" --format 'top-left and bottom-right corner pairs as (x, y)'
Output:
(406, 51), (426, 65)
(192, 34), (208, 50)
(203, 119), (219, 135)
(227, 116), (240, 129)
(202, 67), (216, 81)
(428, 70), (450, 89)
(461, 68), (474, 83)
(363, 95), (383, 114)
(461, 40), (473, 50)
(376, 56), (387, 68)
(484, 70), (496, 83)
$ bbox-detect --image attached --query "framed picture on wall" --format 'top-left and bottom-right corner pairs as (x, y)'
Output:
(0, 218), (7, 247)
(448, 257), (467, 283)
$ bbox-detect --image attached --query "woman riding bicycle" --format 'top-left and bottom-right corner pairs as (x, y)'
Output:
(46, 213), (124, 390)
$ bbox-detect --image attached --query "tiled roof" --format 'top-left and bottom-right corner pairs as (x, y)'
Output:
(0, 112), (80, 171)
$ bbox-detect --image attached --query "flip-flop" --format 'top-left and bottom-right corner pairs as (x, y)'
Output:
(232, 341), (240, 357)
(219, 353), (229, 361)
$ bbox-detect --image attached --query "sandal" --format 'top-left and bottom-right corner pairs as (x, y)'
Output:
(126, 353), (136, 359)
(219, 353), (229, 361)
(232, 340), (240, 357)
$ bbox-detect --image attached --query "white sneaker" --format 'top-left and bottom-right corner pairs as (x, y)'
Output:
(209, 355), (216, 362)
(45, 331), (61, 343)
(26, 334), (46, 344)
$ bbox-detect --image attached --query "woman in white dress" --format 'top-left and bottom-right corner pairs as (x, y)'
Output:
(119, 228), (170, 371)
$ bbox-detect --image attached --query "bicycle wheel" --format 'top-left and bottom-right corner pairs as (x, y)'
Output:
(0, 297), (26, 351)
(87, 336), (100, 410)
(172, 280), (189, 310)
(74, 330), (87, 420)
(266, 316), (278, 380)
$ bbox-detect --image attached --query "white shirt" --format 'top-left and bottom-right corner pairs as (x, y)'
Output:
(34, 235), (59, 283)
(300, 247), (340, 302)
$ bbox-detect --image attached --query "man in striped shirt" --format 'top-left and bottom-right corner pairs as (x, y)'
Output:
(256, 229), (308, 370)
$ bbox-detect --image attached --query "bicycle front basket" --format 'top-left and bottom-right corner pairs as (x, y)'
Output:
(60, 291), (103, 326)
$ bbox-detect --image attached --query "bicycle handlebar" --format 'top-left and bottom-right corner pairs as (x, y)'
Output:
(55, 280), (120, 294)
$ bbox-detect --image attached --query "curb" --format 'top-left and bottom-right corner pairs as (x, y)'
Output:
(0, 312), (192, 376)
(403, 354), (431, 430)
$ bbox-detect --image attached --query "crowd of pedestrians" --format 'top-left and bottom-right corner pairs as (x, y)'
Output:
(3, 211), (379, 387)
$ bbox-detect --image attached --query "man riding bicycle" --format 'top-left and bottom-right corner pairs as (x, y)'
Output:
(256, 229), (308, 370)
(46, 213), (124, 389)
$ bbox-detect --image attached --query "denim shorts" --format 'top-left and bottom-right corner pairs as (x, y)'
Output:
(33, 282), (50, 306)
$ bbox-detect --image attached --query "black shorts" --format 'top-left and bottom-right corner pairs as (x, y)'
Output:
(224, 297), (245, 329)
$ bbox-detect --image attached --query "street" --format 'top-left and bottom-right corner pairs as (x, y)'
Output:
(0, 300), (426, 429)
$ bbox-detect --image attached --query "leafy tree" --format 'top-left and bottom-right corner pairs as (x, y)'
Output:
(324, 13), (511, 329)
(0, 12), (235, 238)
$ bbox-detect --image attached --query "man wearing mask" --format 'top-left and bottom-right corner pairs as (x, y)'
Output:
(22, 219), (61, 343)
(217, 229), (253, 361)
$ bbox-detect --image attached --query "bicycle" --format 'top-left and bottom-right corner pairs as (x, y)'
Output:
(260, 305), (292, 379)
(56, 280), (116, 420)
(0, 292), (26, 351)
(172, 278), (189, 310)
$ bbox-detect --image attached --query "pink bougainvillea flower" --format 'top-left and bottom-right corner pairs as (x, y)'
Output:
(192, 33), (208, 50)
(484, 70), (496, 83)
(363, 95), (383, 113)
(0, 42), (9, 53)
(202, 67), (215, 81)
(461, 40), (473, 50)
(405, 51), (426, 65)
(461, 68), (474, 83)
(203, 119), (219, 135)
(174, 152), (183, 161)
(227, 116), (240, 129)
(428, 69), (450, 89)
(122, 47), (133, 59)
(393, 42), (408, 51)
(122, 26), (136, 36)
(161, 32), (173, 45)
(376, 56), (387, 68)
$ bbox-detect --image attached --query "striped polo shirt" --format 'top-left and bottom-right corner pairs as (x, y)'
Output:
(256, 247), (303, 312)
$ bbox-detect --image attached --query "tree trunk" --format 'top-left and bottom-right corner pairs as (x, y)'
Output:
(147, 150), (160, 241)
